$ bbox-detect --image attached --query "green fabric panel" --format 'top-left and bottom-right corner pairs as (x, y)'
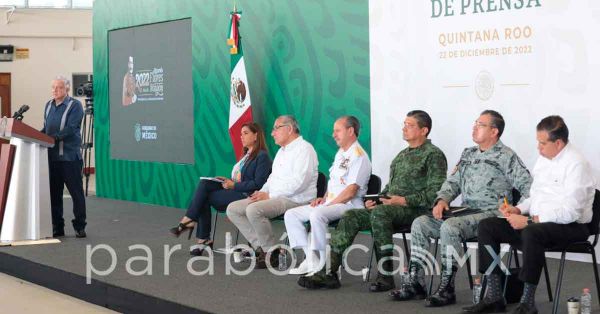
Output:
(93, 0), (370, 208)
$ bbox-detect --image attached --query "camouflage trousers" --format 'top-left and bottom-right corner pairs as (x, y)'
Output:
(409, 210), (497, 282)
(330, 205), (427, 262)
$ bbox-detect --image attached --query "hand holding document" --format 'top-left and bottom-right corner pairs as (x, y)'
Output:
(200, 177), (225, 183)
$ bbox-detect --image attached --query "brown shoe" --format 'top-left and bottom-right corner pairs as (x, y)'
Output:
(256, 248), (280, 269)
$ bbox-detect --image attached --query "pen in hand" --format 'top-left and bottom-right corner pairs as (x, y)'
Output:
(498, 195), (509, 217)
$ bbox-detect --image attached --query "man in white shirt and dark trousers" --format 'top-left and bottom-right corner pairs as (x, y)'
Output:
(464, 115), (596, 314)
(227, 115), (319, 269)
(284, 116), (371, 275)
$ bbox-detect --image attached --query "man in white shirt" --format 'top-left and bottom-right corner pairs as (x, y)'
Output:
(464, 115), (596, 314)
(227, 115), (319, 269)
(284, 116), (371, 275)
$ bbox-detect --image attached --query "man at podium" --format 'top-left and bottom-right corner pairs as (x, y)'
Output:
(41, 76), (87, 238)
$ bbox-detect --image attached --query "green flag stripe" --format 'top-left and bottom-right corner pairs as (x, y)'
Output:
(230, 37), (243, 71)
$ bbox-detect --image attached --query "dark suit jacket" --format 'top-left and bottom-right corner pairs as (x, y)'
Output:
(233, 149), (272, 193)
(208, 150), (272, 211)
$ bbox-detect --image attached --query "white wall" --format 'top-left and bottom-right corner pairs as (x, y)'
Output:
(370, 0), (600, 188)
(369, 0), (600, 263)
(0, 8), (93, 166)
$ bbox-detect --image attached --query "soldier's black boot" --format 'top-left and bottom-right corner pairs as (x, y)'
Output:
(369, 259), (395, 292)
(425, 266), (457, 307)
(390, 262), (428, 301)
(297, 270), (341, 290)
(297, 251), (342, 290)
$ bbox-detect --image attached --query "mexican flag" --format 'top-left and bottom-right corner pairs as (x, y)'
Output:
(227, 8), (253, 160)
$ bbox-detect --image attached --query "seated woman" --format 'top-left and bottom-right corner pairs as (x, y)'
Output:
(169, 122), (271, 255)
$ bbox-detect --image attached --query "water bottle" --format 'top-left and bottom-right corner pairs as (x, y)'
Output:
(278, 248), (287, 271)
(361, 266), (369, 282)
(400, 267), (410, 288)
(581, 288), (592, 314)
(473, 277), (482, 304)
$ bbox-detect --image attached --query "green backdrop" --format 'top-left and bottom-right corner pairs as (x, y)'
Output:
(93, 0), (370, 208)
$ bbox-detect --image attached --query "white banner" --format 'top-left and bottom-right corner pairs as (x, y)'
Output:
(369, 0), (600, 262)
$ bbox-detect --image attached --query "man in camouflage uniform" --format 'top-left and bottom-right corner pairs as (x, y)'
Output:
(391, 110), (533, 308)
(297, 110), (448, 290)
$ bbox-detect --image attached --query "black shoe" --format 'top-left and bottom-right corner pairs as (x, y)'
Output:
(297, 271), (341, 289)
(511, 303), (537, 314)
(369, 274), (395, 292)
(74, 229), (86, 238)
(190, 241), (214, 256)
(169, 220), (195, 239)
(425, 285), (456, 307)
(389, 282), (427, 301)
(53, 227), (65, 238)
(462, 299), (506, 313)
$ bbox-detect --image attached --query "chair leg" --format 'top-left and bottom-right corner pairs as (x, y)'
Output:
(367, 240), (375, 282)
(480, 274), (488, 301)
(211, 211), (219, 242)
(590, 251), (600, 307)
(402, 233), (410, 264)
(512, 248), (520, 268)
(463, 241), (473, 290)
(542, 258), (553, 302)
(503, 249), (514, 297)
(429, 238), (439, 295)
(552, 251), (567, 314)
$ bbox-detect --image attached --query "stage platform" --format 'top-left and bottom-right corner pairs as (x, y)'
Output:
(0, 196), (598, 313)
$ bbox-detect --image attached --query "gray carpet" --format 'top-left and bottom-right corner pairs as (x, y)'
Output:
(0, 196), (599, 313)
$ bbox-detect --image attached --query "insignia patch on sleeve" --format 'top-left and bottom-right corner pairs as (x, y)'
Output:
(355, 146), (364, 156)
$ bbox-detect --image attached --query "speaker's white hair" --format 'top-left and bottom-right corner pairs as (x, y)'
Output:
(54, 75), (71, 90)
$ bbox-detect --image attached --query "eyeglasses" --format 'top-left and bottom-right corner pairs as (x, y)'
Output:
(272, 124), (289, 132)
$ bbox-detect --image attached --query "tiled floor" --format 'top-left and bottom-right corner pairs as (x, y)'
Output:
(0, 272), (116, 313)
(0, 175), (109, 313)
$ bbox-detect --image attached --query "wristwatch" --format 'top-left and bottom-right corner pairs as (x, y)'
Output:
(527, 216), (534, 225)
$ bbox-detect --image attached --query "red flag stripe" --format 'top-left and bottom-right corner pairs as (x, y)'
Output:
(228, 106), (253, 160)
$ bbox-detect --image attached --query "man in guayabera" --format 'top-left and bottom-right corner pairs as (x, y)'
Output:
(298, 110), (448, 290)
(391, 110), (533, 308)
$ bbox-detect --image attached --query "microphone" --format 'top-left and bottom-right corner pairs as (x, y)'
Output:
(12, 104), (29, 120)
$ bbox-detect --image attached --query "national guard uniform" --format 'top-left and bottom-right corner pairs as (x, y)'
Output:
(285, 141), (371, 259)
(298, 139), (447, 290)
(406, 140), (532, 306)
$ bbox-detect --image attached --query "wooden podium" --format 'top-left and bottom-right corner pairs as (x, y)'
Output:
(0, 118), (55, 242)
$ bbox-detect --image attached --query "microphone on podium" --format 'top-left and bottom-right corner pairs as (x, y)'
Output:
(12, 104), (30, 120)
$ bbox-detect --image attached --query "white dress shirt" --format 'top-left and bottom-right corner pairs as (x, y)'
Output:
(325, 141), (372, 208)
(260, 136), (319, 203)
(518, 143), (596, 224)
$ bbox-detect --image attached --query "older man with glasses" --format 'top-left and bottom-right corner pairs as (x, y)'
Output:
(227, 115), (319, 269)
(391, 110), (533, 308)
